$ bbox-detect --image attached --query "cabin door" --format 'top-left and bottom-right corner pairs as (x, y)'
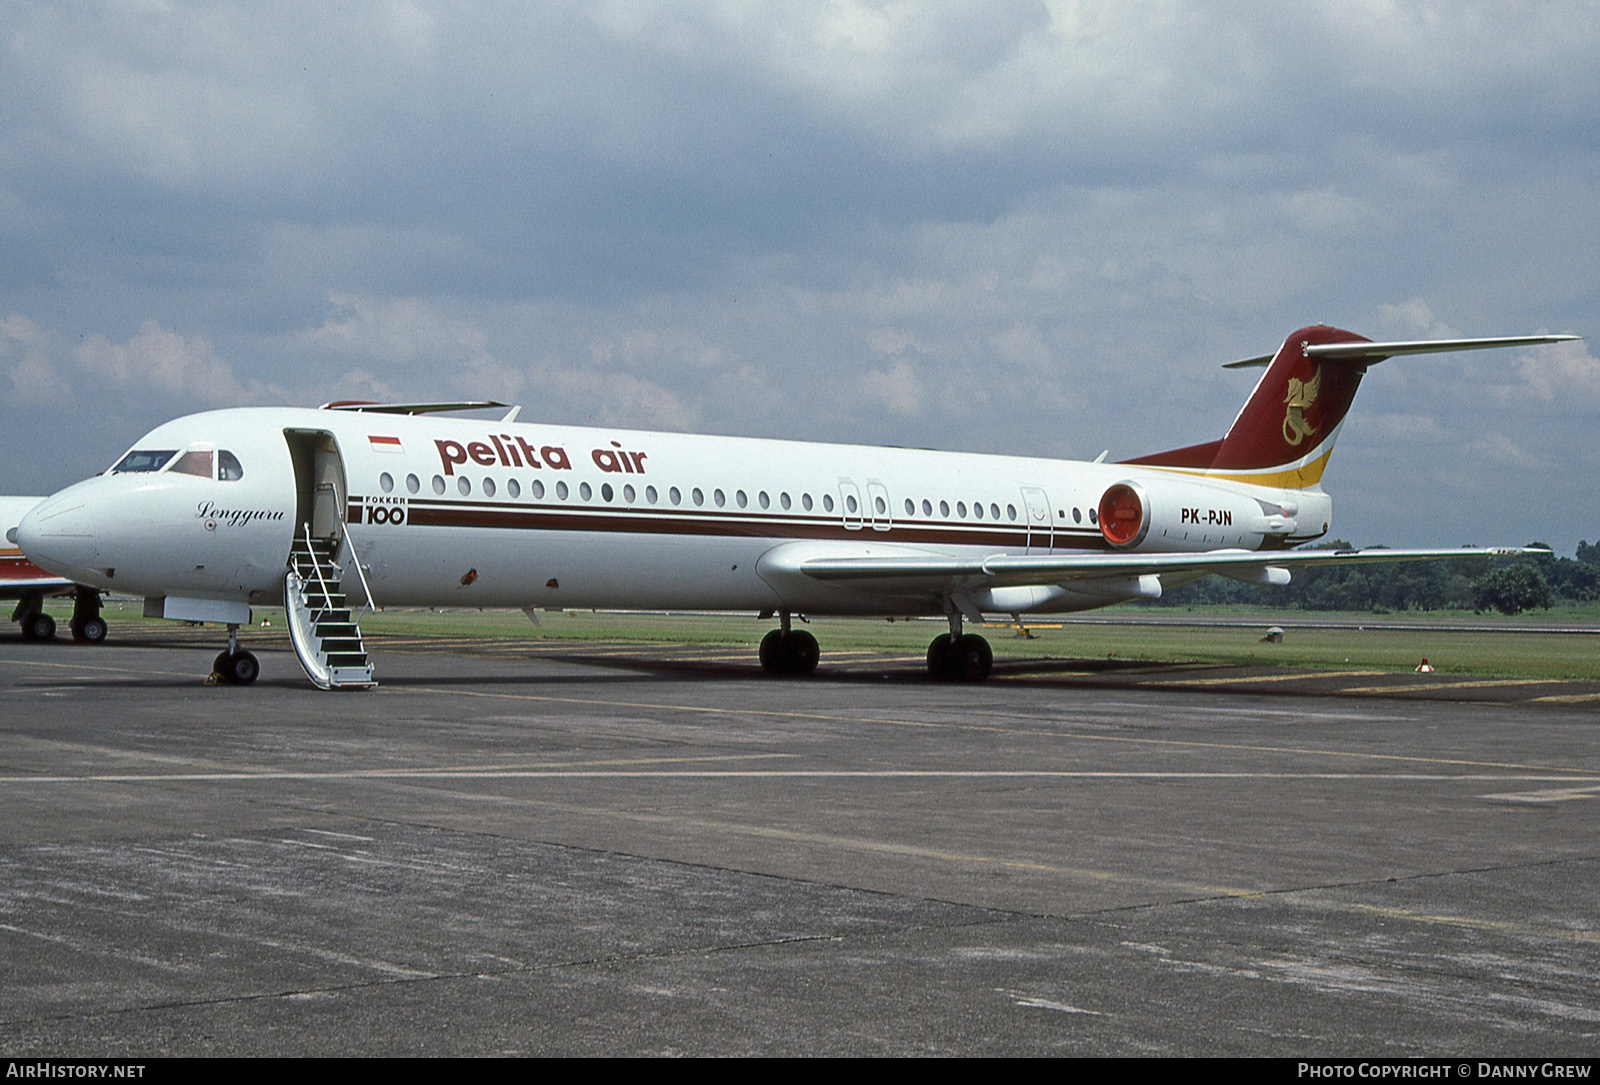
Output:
(864, 481), (892, 532)
(284, 430), (350, 546)
(1020, 486), (1053, 553)
(837, 478), (864, 530)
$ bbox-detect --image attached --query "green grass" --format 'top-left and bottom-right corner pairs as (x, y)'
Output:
(1019, 625), (1600, 680)
(1135, 601), (1600, 624)
(59, 599), (1600, 682)
(363, 607), (1600, 681)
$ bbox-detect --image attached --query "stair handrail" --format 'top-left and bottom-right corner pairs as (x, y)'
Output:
(343, 533), (378, 622)
(301, 523), (337, 622)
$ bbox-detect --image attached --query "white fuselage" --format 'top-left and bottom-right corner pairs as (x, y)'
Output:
(19, 407), (1330, 618)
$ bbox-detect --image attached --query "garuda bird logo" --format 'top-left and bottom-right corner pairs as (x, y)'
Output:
(1282, 366), (1321, 447)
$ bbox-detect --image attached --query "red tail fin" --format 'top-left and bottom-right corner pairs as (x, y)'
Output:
(1123, 325), (1370, 489)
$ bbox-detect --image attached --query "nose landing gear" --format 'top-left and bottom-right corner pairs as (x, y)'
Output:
(69, 587), (107, 644)
(211, 624), (260, 685)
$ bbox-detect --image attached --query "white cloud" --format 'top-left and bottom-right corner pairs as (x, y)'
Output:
(0, 3), (1597, 549)
(989, 322), (1053, 372)
(0, 315), (69, 404)
(0, 315), (286, 422)
(386, 1), (439, 57)
(1459, 430), (1545, 471)
(857, 359), (925, 417)
(1508, 337), (1600, 406)
(527, 361), (699, 432)
(299, 294), (492, 366)
(586, 327), (730, 371)
(1353, 411), (1448, 444)
(1274, 189), (1387, 239)
(75, 321), (282, 406)
(1377, 299), (1461, 340)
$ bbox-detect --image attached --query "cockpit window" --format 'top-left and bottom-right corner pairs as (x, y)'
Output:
(112, 450), (177, 473)
(218, 451), (244, 481)
(170, 450), (214, 478)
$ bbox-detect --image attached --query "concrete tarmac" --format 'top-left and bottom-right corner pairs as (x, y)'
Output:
(1, 628), (1597, 1055)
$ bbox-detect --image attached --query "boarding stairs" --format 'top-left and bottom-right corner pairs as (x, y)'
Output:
(284, 530), (377, 689)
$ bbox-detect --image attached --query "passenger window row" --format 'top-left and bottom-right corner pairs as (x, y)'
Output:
(375, 472), (1089, 526)
(903, 497), (1019, 523)
(379, 472), (831, 510)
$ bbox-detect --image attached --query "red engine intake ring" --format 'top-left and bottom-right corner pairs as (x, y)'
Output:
(1098, 482), (1149, 549)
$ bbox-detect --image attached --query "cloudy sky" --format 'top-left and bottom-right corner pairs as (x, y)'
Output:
(2, 1), (1597, 551)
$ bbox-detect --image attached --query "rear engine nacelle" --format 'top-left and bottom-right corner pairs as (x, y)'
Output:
(1098, 479), (1296, 551)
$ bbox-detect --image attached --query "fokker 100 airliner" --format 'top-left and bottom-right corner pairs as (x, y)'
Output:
(15, 324), (1575, 688)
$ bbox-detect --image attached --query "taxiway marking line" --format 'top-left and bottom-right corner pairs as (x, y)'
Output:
(0, 753), (800, 785)
(1, 769), (1594, 785)
(0, 658), (197, 679)
(1339, 678), (1565, 694)
(1413, 677), (1563, 688)
(4, 747), (1593, 948)
(445, 793), (1600, 946)
(1325, 900), (1600, 944)
(1478, 785), (1600, 803)
(3, 657), (1587, 775)
(1143, 670), (1388, 686)
(404, 686), (1599, 776)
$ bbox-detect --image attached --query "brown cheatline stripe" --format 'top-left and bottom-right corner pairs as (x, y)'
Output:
(348, 496), (1112, 550)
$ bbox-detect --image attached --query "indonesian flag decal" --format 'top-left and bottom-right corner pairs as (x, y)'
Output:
(369, 435), (404, 453)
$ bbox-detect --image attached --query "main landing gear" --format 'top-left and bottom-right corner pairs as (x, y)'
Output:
(69, 587), (107, 644)
(16, 605), (54, 641)
(211, 623), (260, 686)
(756, 608), (993, 682)
(926, 608), (992, 683)
(759, 612), (819, 677)
(14, 590), (56, 642)
(12, 587), (109, 644)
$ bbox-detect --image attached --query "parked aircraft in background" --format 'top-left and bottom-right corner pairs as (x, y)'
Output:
(16, 325), (1574, 688)
(0, 496), (105, 643)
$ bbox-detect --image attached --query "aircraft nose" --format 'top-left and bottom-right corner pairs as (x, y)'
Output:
(17, 494), (100, 576)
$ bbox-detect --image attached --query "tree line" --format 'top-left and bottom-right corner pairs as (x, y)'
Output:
(1147, 541), (1600, 615)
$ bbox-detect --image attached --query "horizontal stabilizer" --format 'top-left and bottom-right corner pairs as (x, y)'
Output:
(1306, 334), (1580, 362)
(1221, 353), (1275, 370)
(1224, 333), (1579, 369)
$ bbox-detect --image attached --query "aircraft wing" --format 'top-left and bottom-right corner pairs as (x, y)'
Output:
(775, 544), (1532, 592)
